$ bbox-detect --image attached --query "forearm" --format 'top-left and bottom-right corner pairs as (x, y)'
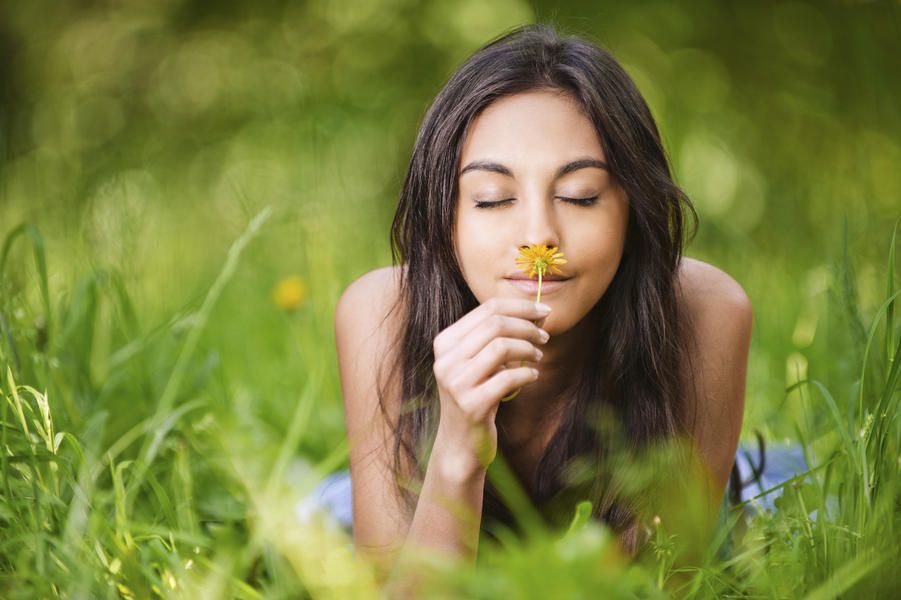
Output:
(385, 433), (487, 594)
(406, 446), (486, 559)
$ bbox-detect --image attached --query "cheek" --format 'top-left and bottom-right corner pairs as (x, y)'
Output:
(584, 249), (624, 307)
(568, 219), (627, 302)
(577, 202), (628, 265)
(573, 220), (626, 269)
(454, 212), (497, 293)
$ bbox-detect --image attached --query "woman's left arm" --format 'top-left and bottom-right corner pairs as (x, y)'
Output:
(677, 257), (754, 500)
(659, 257), (752, 583)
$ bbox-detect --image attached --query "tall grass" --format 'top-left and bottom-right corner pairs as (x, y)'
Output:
(1, 215), (898, 598)
(0, 212), (376, 598)
(667, 220), (901, 598)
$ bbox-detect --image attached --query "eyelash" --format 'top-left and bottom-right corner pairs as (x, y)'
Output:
(474, 196), (599, 209)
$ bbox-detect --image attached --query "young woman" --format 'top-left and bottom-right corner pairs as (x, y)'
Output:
(333, 24), (752, 578)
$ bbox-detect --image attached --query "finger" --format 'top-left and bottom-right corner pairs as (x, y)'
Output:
(452, 337), (542, 389)
(434, 298), (551, 354)
(477, 365), (539, 403)
(451, 298), (550, 345)
(446, 314), (548, 362)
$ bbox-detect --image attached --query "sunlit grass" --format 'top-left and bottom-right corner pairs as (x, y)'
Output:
(1, 214), (898, 597)
(1, 2), (900, 596)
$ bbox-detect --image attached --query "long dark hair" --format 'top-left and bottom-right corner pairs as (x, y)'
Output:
(379, 23), (699, 552)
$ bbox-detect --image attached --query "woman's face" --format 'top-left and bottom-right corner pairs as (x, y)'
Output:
(454, 89), (630, 335)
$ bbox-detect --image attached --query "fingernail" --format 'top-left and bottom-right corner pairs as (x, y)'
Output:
(535, 303), (551, 314)
(535, 349), (543, 360)
(531, 368), (540, 379)
(538, 329), (550, 343)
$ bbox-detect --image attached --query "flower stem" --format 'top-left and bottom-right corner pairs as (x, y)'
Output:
(501, 269), (544, 403)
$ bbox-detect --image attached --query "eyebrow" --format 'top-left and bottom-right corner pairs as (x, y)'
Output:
(459, 158), (610, 178)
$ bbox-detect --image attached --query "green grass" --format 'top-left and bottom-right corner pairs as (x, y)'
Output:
(1, 4), (900, 595)
(1, 214), (898, 598)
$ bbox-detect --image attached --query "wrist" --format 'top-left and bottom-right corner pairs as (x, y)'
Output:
(431, 427), (488, 485)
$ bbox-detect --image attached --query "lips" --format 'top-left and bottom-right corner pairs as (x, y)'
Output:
(504, 277), (571, 295)
(505, 273), (570, 281)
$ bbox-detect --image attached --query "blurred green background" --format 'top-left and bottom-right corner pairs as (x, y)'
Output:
(1, 0), (899, 455)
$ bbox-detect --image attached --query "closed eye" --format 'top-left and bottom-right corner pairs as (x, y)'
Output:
(474, 198), (514, 209)
(560, 195), (599, 207)
(474, 196), (599, 209)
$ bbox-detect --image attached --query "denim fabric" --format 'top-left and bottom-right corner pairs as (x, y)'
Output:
(295, 470), (355, 532)
(732, 442), (809, 514)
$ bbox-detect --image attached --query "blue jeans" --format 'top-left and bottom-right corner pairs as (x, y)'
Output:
(296, 442), (809, 536)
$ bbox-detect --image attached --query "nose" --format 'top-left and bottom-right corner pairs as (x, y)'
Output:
(520, 193), (560, 250)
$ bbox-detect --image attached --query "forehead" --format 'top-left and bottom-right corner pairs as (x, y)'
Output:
(459, 89), (605, 167)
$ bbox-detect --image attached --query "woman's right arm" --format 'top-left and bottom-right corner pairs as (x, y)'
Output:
(336, 267), (549, 590)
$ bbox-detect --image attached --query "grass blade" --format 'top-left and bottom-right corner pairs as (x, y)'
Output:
(0, 223), (52, 337)
(885, 216), (898, 369)
(126, 207), (272, 503)
(855, 289), (901, 421)
(802, 549), (884, 600)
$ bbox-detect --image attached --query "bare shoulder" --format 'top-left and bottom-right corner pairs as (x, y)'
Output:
(676, 257), (753, 490)
(677, 256), (753, 318)
(336, 265), (405, 326)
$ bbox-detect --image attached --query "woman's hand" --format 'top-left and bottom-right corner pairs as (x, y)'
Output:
(430, 298), (551, 480)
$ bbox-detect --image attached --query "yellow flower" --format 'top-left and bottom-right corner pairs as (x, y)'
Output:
(514, 244), (568, 281)
(502, 244), (566, 402)
(514, 244), (567, 305)
(273, 275), (307, 311)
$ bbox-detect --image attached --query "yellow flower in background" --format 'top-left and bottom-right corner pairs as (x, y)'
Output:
(273, 275), (307, 311)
